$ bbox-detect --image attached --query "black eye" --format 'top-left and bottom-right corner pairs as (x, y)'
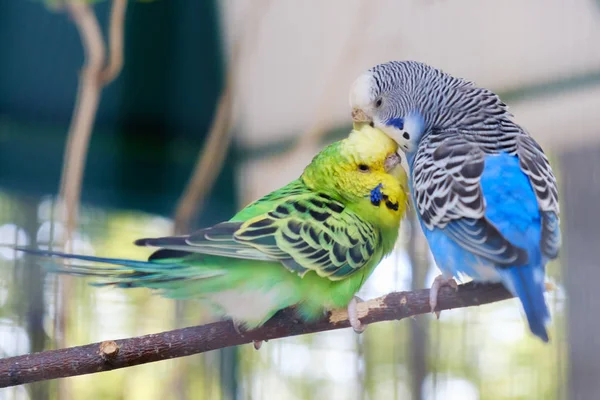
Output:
(375, 98), (383, 108)
(358, 164), (370, 172)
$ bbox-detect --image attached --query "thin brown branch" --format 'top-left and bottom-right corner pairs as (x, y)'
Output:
(99, 0), (127, 84)
(172, 83), (235, 234)
(57, 0), (128, 243)
(58, 0), (106, 241)
(0, 283), (514, 388)
(172, 0), (274, 234)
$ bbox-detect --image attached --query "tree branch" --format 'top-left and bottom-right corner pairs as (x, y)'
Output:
(0, 282), (513, 388)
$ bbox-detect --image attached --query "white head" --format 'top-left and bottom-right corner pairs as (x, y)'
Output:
(349, 62), (431, 153)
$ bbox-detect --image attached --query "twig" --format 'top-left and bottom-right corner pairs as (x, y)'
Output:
(58, 1), (106, 241)
(172, 0), (274, 234)
(57, 0), (127, 245)
(0, 282), (513, 387)
(99, 0), (127, 84)
(172, 83), (235, 234)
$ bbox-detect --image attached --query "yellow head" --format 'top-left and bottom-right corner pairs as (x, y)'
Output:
(302, 123), (409, 230)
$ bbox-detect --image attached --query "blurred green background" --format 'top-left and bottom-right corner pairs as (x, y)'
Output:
(2, 0), (599, 399)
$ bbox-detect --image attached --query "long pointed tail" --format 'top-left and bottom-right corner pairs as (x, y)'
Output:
(500, 264), (550, 342)
(13, 247), (195, 288)
(16, 247), (172, 269)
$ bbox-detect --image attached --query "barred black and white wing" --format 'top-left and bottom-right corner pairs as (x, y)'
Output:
(412, 132), (529, 266)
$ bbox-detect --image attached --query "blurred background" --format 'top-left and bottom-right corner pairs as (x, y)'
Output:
(0, 0), (598, 399)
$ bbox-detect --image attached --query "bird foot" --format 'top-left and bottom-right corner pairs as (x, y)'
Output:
(348, 296), (367, 333)
(232, 320), (245, 335)
(232, 320), (266, 350)
(429, 275), (458, 319)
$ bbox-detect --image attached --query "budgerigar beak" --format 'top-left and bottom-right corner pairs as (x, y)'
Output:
(351, 108), (373, 130)
(384, 152), (402, 173)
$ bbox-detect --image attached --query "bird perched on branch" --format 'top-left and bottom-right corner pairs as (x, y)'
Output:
(19, 124), (409, 345)
(349, 61), (560, 342)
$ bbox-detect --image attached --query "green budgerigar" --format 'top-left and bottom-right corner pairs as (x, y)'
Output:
(19, 124), (408, 337)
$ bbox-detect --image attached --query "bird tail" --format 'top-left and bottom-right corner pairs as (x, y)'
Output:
(13, 247), (214, 289)
(499, 264), (550, 342)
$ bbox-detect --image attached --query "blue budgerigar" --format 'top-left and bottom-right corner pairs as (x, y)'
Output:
(349, 61), (560, 342)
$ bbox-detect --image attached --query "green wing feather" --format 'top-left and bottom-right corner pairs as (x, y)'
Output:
(137, 180), (380, 281)
(233, 192), (379, 280)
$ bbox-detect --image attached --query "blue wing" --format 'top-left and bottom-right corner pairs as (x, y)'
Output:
(478, 153), (542, 258)
(412, 131), (560, 265)
(412, 133), (528, 266)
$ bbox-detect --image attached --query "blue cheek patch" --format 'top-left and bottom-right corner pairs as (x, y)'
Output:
(387, 117), (405, 130)
(370, 183), (383, 206)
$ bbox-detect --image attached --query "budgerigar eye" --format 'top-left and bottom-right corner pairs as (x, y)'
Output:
(375, 98), (383, 108)
(358, 164), (370, 172)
